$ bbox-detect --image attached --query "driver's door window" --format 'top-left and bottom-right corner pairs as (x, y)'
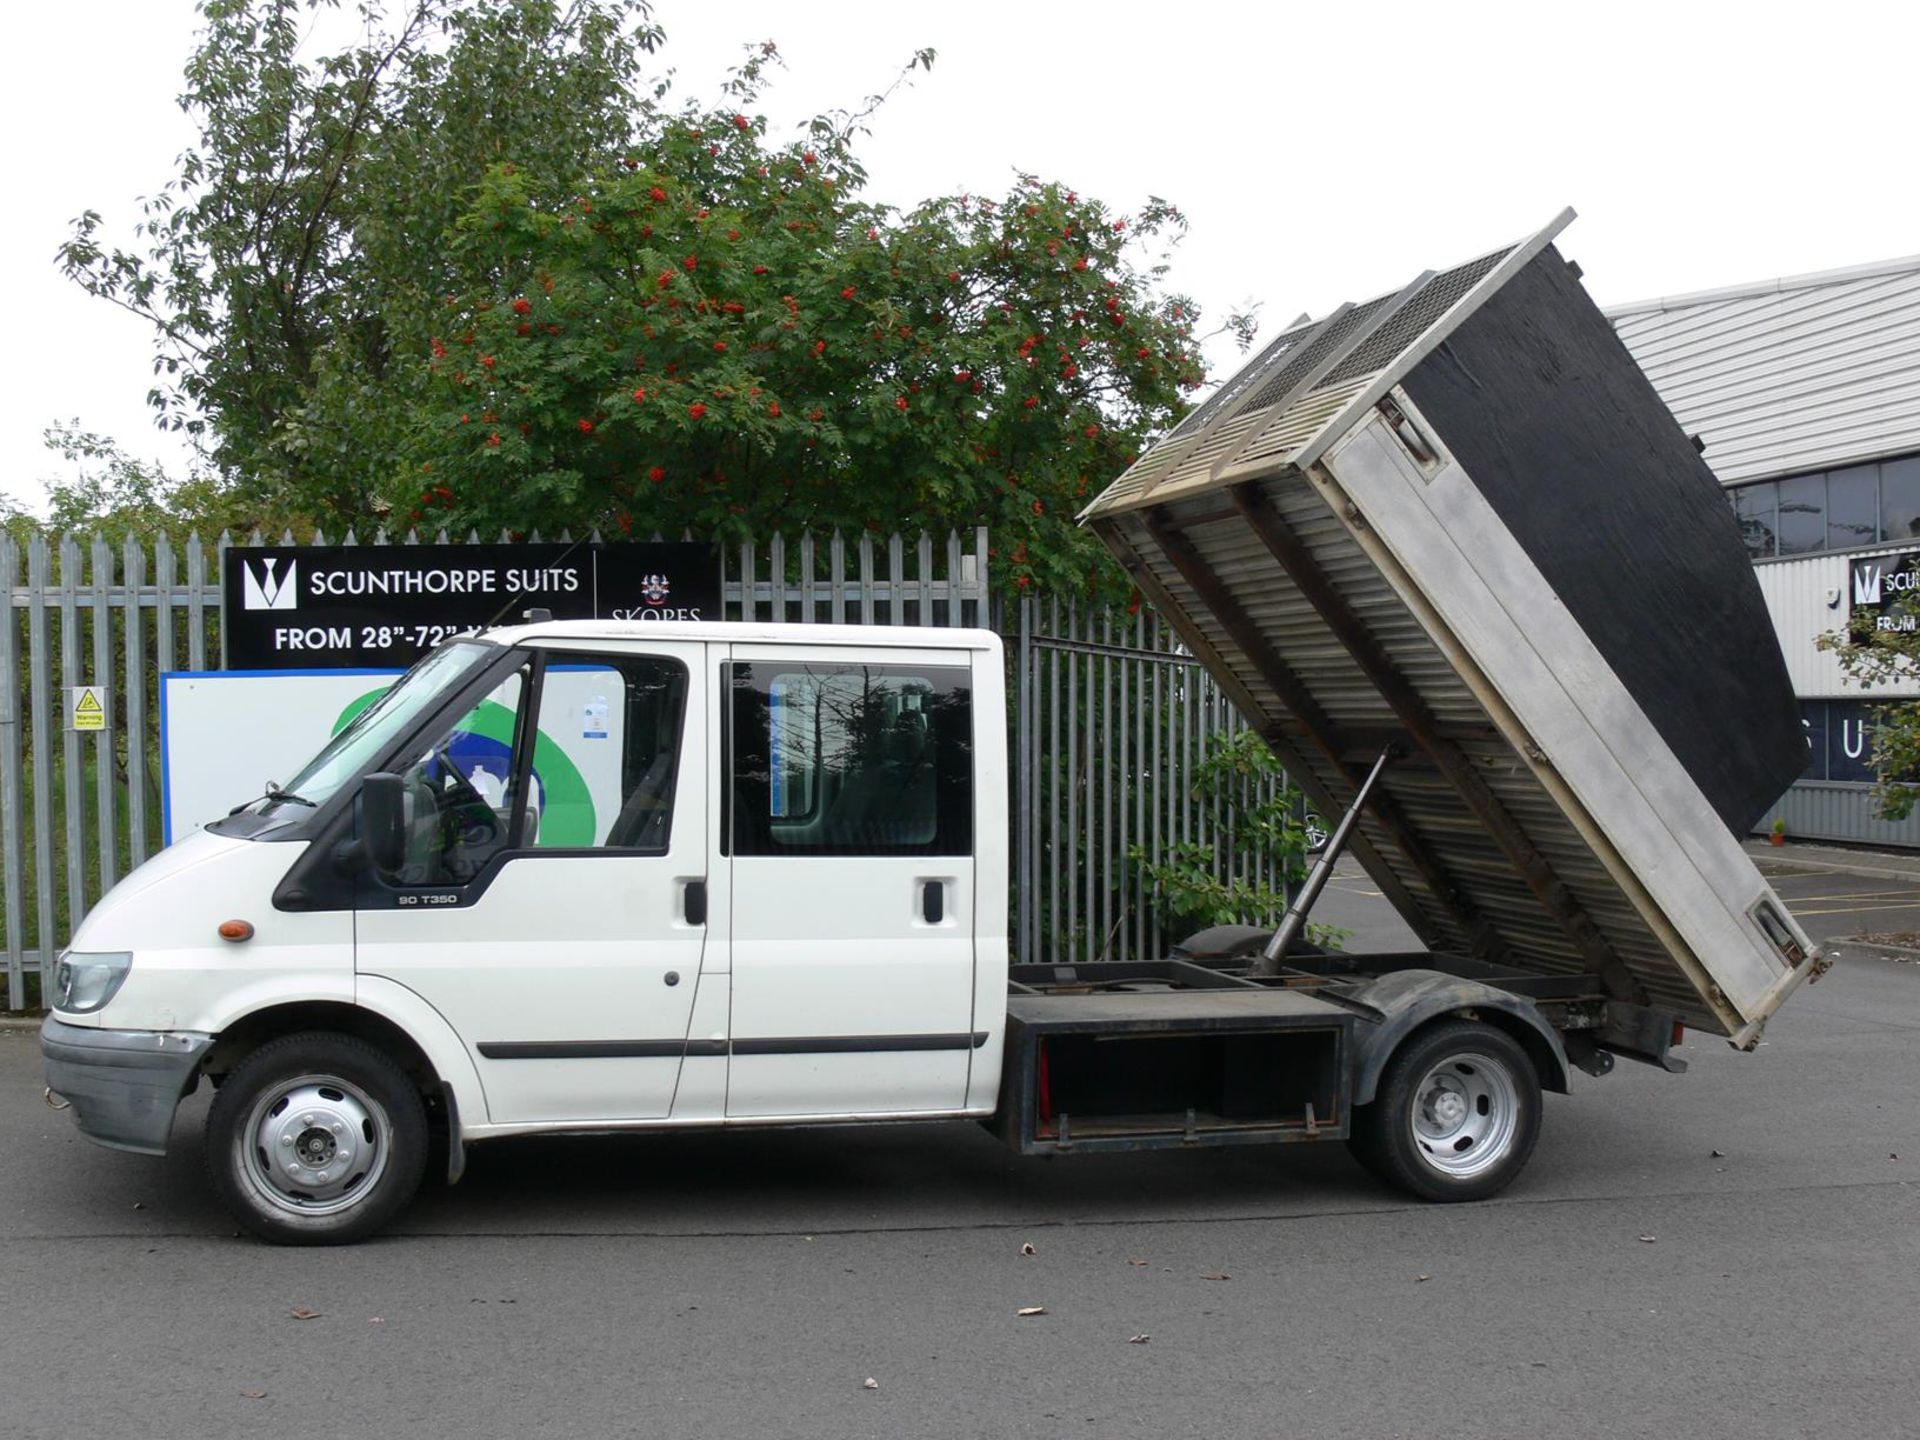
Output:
(388, 668), (527, 886)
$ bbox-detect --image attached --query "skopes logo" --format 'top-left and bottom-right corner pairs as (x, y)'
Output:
(611, 571), (704, 621)
(242, 558), (299, 611)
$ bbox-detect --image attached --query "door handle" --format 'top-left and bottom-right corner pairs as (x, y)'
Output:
(684, 879), (707, 926)
(921, 879), (944, 925)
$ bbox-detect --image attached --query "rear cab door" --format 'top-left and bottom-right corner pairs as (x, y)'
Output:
(721, 639), (992, 1118)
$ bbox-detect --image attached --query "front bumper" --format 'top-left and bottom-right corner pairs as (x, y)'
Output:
(41, 1017), (214, 1155)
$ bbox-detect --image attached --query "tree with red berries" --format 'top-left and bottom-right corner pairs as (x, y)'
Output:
(61, 0), (665, 525)
(62, 0), (1244, 593)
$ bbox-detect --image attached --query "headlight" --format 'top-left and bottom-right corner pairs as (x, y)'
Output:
(53, 952), (133, 1014)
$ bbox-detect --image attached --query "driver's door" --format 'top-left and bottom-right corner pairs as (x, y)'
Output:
(354, 643), (711, 1126)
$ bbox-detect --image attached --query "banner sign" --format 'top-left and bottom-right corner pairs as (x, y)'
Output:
(162, 670), (401, 840)
(1847, 552), (1920, 635)
(223, 541), (719, 669)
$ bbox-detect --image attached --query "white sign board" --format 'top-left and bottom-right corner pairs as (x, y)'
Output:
(162, 670), (403, 842)
(160, 667), (633, 845)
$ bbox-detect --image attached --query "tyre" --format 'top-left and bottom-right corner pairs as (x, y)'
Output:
(205, 1032), (427, 1245)
(1348, 1020), (1541, 1202)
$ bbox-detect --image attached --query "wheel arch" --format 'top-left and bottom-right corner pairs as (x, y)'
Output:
(201, 981), (485, 1183)
(204, 1001), (440, 1093)
(1349, 971), (1570, 1107)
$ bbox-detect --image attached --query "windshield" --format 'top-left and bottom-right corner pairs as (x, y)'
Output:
(261, 641), (498, 812)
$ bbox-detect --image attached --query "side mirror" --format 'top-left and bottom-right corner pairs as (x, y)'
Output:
(362, 771), (407, 874)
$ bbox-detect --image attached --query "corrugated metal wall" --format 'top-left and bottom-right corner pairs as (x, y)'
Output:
(1609, 258), (1920, 485)
(1752, 548), (1920, 697)
(1610, 259), (1920, 846)
(1771, 783), (1920, 849)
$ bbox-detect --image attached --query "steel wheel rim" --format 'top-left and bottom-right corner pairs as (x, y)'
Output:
(234, 1072), (392, 1219)
(1408, 1049), (1520, 1179)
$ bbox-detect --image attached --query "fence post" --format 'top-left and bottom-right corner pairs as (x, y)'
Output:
(123, 536), (150, 870)
(1015, 593), (1032, 966)
(735, 539), (755, 623)
(91, 535), (117, 893)
(886, 535), (905, 625)
(1, 535), (23, 1004)
(916, 532), (935, 628)
(58, 535), (87, 939)
(28, 534), (55, 990)
(186, 534), (208, 671)
(829, 531), (847, 625)
(767, 532), (785, 624)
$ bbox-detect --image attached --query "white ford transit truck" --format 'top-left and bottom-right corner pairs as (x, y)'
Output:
(43, 213), (1825, 1244)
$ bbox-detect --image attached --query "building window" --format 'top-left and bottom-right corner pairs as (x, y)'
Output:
(1798, 699), (1883, 785)
(1730, 451), (1920, 561)
(1775, 474), (1826, 555)
(1734, 484), (1778, 558)
(1827, 465), (1879, 550)
(1882, 457), (1920, 542)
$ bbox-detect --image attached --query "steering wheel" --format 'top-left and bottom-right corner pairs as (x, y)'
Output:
(422, 735), (503, 880)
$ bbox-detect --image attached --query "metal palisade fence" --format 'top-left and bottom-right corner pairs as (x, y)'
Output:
(0, 525), (1286, 1009)
(1008, 594), (1299, 968)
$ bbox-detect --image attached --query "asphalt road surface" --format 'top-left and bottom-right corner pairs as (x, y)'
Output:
(6, 869), (1918, 1440)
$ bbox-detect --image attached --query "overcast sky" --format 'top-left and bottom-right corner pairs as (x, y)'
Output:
(6, 0), (1917, 514)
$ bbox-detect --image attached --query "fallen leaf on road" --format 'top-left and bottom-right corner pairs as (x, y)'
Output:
(1127, 1334), (1150, 1345)
(1127, 1259), (1148, 1267)
(1017, 1306), (1048, 1317)
(862, 1378), (879, 1391)
(289, 1307), (320, 1320)
(240, 1391), (267, 1400)
(1202, 1272), (1231, 1282)
(1638, 1235), (1657, 1244)
(1021, 1243), (1035, 1256)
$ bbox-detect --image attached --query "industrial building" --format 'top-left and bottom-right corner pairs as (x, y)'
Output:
(1609, 257), (1920, 846)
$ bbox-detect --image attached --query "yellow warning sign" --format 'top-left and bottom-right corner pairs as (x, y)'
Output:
(69, 686), (106, 732)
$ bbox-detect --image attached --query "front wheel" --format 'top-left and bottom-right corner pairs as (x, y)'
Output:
(205, 1032), (427, 1245)
(1349, 1020), (1541, 1202)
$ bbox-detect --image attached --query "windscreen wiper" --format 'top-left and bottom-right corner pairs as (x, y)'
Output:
(229, 781), (317, 814)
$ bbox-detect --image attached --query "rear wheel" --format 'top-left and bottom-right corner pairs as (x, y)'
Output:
(1349, 1020), (1540, 1202)
(206, 1032), (427, 1245)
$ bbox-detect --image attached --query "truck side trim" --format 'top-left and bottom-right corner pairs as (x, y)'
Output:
(480, 1039), (709, 1060)
(478, 1032), (989, 1060)
(733, 1031), (990, 1055)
